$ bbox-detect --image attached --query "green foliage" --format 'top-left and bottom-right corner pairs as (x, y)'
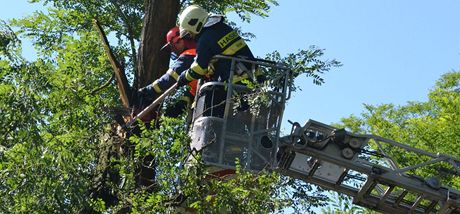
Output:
(11, 0), (140, 76)
(238, 46), (342, 118)
(122, 117), (288, 213)
(0, 21), (22, 64)
(265, 46), (343, 91)
(181, 160), (284, 213)
(344, 71), (460, 161)
(322, 192), (378, 214)
(191, 0), (278, 23)
(275, 177), (328, 213)
(32, 0), (144, 39)
(1, 14), (118, 211)
(334, 71), (460, 212)
(0, 60), (114, 212)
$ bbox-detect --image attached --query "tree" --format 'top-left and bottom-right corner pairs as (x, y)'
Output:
(1, 0), (342, 212)
(329, 71), (460, 213)
(341, 71), (459, 184)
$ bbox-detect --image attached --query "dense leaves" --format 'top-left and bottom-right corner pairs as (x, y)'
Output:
(0, 54), (115, 212)
(192, 0), (278, 22)
(327, 71), (460, 213)
(322, 192), (378, 214)
(342, 72), (459, 178)
(0, 21), (22, 63)
(1, 13), (118, 212)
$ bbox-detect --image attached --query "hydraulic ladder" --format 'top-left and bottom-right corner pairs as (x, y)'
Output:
(277, 119), (460, 214)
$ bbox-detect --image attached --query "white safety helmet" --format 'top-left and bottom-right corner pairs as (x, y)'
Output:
(178, 5), (209, 38)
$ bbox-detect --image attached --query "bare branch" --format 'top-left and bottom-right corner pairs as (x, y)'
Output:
(93, 19), (132, 107)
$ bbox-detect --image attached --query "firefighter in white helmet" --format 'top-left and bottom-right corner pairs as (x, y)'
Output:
(176, 5), (256, 117)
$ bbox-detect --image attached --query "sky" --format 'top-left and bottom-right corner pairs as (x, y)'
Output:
(1, 0), (460, 129)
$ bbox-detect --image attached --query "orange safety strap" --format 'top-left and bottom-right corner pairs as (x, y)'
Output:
(179, 48), (197, 96)
(180, 48), (196, 56)
(188, 80), (198, 97)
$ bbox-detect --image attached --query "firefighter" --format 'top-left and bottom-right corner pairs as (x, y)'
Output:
(135, 26), (198, 121)
(176, 5), (256, 117)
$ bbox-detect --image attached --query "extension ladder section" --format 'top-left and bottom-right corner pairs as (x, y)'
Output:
(277, 119), (460, 213)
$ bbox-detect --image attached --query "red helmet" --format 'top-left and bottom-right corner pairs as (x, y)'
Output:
(161, 27), (181, 50)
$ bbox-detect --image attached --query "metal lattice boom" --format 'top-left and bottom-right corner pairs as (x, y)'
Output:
(277, 119), (460, 214)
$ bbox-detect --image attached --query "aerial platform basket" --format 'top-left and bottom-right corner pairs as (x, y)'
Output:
(189, 55), (291, 172)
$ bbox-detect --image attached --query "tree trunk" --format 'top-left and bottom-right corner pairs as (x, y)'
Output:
(90, 1), (182, 209)
(136, 0), (181, 89)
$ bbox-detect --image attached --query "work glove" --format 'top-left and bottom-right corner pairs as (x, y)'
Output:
(131, 85), (158, 124)
(138, 84), (156, 99)
(177, 72), (191, 87)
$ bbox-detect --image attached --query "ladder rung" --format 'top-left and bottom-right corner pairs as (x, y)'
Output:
(284, 151), (297, 169)
(395, 190), (409, 207)
(437, 202), (455, 214)
(335, 169), (349, 185)
(410, 195), (423, 211)
(356, 179), (377, 202)
(378, 185), (395, 208)
(307, 159), (320, 177)
(424, 200), (438, 214)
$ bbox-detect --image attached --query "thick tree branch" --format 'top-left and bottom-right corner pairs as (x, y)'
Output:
(93, 19), (132, 107)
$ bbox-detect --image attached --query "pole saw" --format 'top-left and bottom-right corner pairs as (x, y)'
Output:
(125, 83), (178, 128)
